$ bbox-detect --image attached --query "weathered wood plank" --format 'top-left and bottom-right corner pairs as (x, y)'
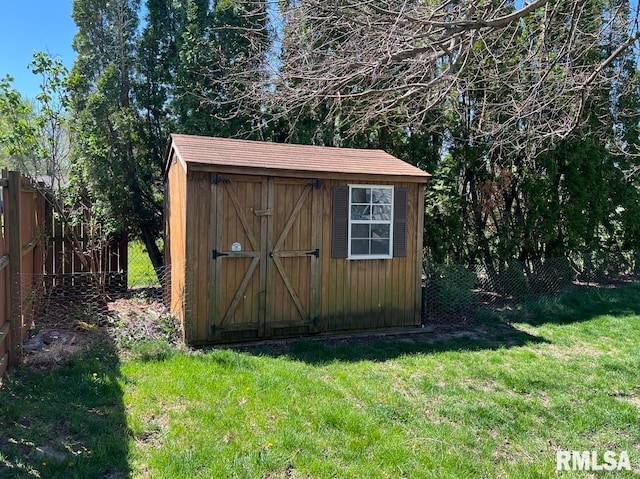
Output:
(263, 177), (274, 336)
(311, 181), (321, 328)
(224, 181), (259, 251)
(272, 256), (308, 323)
(194, 173), (211, 340)
(415, 184), (425, 325)
(258, 177), (269, 337)
(271, 250), (315, 258)
(271, 185), (310, 253)
(21, 238), (38, 255)
(7, 171), (22, 365)
(213, 178), (224, 336)
(166, 158), (188, 338)
(382, 259), (393, 327)
(206, 174), (217, 338)
(189, 163), (429, 184)
(0, 170), (7, 365)
(221, 255), (260, 326)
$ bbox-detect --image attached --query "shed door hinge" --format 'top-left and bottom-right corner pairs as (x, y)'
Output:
(212, 174), (229, 185)
(212, 249), (229, 260)
(306, 179), (322, 189)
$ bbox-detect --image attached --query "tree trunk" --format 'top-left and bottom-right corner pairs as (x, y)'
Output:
(141, 226), (164, 282)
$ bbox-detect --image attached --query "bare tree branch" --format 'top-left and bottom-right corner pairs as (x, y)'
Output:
(194, 0), (640, 159)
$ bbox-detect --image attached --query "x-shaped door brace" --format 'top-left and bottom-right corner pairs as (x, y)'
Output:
(269, 185), (313, 323)
(218, 182), (314, 326)
(218, 181), (260, 326)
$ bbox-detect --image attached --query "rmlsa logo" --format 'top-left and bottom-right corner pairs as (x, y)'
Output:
(556, 450), (631, 471)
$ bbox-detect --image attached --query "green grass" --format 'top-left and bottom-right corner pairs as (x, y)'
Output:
(0, 337), (129, 478)
(128, 240), (159, 288)
(2, 284), (640, 478)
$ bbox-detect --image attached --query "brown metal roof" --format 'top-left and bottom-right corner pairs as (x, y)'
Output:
(169, 134), (431, 181)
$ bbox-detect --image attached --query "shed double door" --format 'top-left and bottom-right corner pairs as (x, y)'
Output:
(208, 174), (321, 340)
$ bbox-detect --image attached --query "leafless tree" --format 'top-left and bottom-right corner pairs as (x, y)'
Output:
(202, 0), (640, 159)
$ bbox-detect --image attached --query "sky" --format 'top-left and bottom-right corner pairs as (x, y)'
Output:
(0, 1), (77, 100)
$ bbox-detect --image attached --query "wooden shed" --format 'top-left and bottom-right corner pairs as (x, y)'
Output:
(164, 134), (431, 344)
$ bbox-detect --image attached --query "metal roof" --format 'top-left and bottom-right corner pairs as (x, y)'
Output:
(169, 134), (431, 181)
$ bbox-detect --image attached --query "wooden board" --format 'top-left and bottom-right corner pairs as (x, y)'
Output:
(180, 172), (423, 343)
(204, 175), (320, 341)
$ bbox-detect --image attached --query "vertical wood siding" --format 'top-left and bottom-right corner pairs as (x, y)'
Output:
(169, 165), (424, 343)
(319, 179), (421, 332)
(164, 156), (188, 340)
(185, 171), (212, 342)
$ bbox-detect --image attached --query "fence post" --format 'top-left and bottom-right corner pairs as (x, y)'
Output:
(7, 171), (22, 366)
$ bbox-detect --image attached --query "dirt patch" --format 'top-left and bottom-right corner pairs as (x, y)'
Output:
(23, 327), (95, 371)
(106, 293), (181, 351)
(22, 291), (178, 370)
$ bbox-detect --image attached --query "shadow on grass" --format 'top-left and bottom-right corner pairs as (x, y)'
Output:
(508, 281), (640, 326)
(0, 333), (129, 479)
(230, 320), (547, 365)
(229, 282), (640, 364)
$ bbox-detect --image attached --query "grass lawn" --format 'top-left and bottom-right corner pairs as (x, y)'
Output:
(128, 240), (160, 288)
(1, 284), (639, 478)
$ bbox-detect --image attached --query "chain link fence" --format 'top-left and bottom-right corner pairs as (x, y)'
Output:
(19, 241), (177, 335)
(19, 259), (185, 368)
(25, 267), (172, 325)
(16, 242), (640, 343)
(127, 240), (162, 289)
(423, 251), (640, 323)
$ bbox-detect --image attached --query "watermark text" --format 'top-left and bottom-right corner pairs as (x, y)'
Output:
(556, 450), (631, 471)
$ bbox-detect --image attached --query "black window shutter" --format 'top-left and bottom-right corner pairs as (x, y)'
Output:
(331, 186), (349, 258)
(393, 187), (407, 257)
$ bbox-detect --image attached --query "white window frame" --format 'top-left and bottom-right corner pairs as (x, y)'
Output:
(347, 184), (394, 259)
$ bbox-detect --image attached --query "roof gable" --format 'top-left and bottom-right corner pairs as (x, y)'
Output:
(168, 134), (431, 181)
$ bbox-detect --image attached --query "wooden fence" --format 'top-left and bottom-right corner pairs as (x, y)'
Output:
(0, 170), (129, 379)
(43, 194), (128, 292)
(0, 170), (45, 377)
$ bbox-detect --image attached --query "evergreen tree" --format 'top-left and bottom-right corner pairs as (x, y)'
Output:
(172, 0), (269, 137)
(70, 0), (163, 271)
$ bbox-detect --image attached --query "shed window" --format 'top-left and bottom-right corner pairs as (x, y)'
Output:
(348, 185), (393, 259)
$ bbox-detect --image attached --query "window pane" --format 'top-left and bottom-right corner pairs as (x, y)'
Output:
(351, 239), (370, 255)
(371, 205), (391, 220)
(347, 185), (394, 259)
(351, 224), (370, 238)
(371, 188), (392, 204)
(371, 224), (390, 239)
(371, 239), (390, 255)
(351, 187), (370, 203)
(351, 205), (370, 220)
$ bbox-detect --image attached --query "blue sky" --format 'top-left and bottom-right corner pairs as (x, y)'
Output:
(0, 2), (76, 100)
